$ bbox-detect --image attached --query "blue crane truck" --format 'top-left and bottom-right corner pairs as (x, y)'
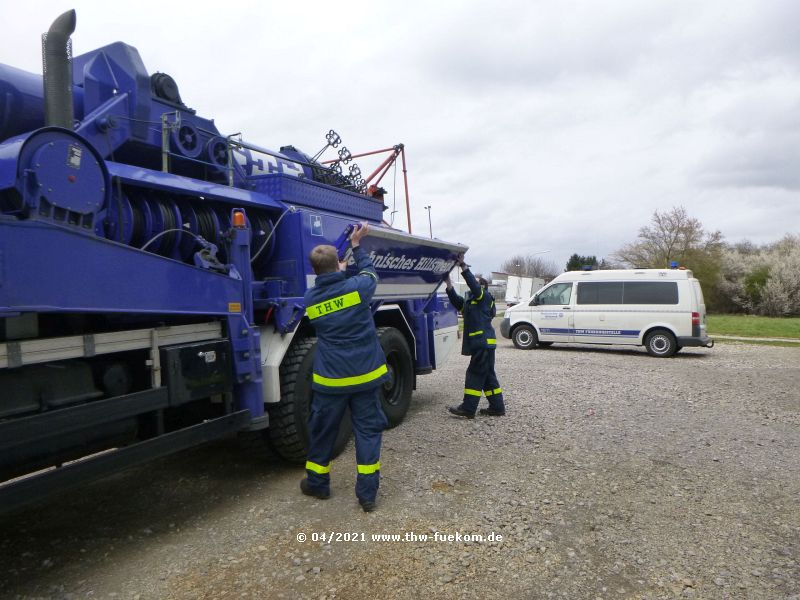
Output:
(0, 11), (465, 513)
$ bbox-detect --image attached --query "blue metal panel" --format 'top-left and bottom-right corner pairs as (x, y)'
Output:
(0, 219), (245, 316)
(106, 162), (285, 212)
(252, 174), (384, 221)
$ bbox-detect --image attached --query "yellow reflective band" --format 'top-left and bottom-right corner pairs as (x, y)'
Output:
(313, 364), (388, 387)
(468, 330), (484, 337)
(477, 289), (484, 301)
(307, 291), (361, 320)
(464, 388), (482, 397)
(487, 339), (497, 345)
(484, 389), (494, 396)
(357, 461), (381, 474)
(305, 461), (331, 474)
(493, 388), (502, 395)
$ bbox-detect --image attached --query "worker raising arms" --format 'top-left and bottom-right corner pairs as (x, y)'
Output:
(444, 255), (506, 418)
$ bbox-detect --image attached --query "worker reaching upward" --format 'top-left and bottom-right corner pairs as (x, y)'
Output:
(444, 256), (506, 418)
(300, 222), (388, 512)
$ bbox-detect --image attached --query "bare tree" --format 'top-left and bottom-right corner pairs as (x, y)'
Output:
(614, 206), (723, 268)
(614, 206), (725, 306)
(500, 254), (559, 279)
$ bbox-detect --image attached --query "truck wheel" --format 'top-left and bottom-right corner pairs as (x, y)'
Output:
(644, 329), (677, 358)
(267, 337), (352, 464)
(512, 325), (538, 349)
(377, 327), (413, 428)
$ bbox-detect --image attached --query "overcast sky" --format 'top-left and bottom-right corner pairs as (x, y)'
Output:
(2, 0), (799, 274)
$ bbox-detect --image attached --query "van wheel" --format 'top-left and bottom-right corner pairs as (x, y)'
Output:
(377, 327), (413, 428)
(512, 325), (538, 349)
(644, 330), (677, 358)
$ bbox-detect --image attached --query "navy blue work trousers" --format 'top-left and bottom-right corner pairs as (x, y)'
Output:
(305, 387), (388, 503)
(461, 348), (505, 414)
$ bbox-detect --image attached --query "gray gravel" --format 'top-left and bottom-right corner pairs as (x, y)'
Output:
(1, 339), (798, 599)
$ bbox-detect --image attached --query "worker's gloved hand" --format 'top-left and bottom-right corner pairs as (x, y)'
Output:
(456, 253), (466, 268)
(350, 222), (369, 247)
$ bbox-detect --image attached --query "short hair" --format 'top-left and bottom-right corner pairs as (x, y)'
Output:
(478, 277), (488, 288)
(309, 245), (339, 275)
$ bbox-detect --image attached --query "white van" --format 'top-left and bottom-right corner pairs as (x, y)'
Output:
(500, 269), (714, 357)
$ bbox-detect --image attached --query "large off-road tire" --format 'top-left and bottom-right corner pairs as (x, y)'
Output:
(377, 327), (414, 428)
(512, 324), (538, 349)
(644, 329), (678, 358)
(266, 337), (352, 464)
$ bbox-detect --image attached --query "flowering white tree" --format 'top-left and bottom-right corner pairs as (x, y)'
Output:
(717, 235), (800, 316)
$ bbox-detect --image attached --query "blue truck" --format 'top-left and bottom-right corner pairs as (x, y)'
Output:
(0, 11), (465, 512)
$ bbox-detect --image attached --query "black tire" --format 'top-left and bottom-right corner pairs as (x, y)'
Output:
(538, 341), (554, 347)
(512, 324), (538, 349)
(644, 329), (678, 358)
(377, 327), (414, 428)
(266, 337), (352, 464)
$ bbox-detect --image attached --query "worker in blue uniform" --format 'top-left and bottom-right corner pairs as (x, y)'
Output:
(300, 222), (389, 512)
(444, 255), (505, 418)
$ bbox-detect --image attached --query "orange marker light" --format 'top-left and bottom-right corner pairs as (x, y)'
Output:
(232, 210), (246, 228)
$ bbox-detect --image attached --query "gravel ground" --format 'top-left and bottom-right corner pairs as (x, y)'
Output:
(1, 338), (799, 600)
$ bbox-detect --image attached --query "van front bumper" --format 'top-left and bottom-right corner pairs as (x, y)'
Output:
(500, 318), (511, 339)
(677, 335), (714, 348)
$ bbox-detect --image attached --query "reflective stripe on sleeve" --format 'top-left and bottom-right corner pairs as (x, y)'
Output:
(306, 461), (331, 474)
(468, 330), (484, 337)
(357, 461), (381, 475)
(487, 339), (497, 345)
(313, 364), (388, 387)
(464, 388), (482, 397)
(307, 290), (361, 320)
(359, 270), (378, 281)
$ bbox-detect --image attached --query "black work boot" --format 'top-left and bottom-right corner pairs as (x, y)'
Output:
(479, 407), (506, 416)
(360, 500), (377, 513)
(448, 405), (475, 419)
(300, 478), (330, 499)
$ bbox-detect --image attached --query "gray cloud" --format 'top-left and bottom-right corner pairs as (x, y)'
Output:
(1, 0), (798, 276)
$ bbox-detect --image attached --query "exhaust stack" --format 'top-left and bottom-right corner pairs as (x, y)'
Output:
(42, 9), (76, 129)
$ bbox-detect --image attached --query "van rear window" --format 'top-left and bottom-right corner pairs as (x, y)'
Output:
(577, 281), (679, 305)
(623, 282), (678, 304)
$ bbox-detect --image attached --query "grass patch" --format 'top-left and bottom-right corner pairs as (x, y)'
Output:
(707, 314), (800, 339)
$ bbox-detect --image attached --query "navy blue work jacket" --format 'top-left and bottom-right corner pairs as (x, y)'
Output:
(304, 246), (388, 394)
(447, 268), (497, 355)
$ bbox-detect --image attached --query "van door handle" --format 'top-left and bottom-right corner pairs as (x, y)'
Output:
(562, 307), (571, 310)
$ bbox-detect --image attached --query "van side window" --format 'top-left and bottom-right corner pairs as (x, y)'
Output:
(537, 282), (573, 305)
(577, 282), (623, 304)
(622, 282), (679, 304)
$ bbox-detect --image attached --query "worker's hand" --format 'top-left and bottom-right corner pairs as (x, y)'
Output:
(456, 253), (466, 268)
(443, 274), (452, 289)
(350, 222), (369, 247)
